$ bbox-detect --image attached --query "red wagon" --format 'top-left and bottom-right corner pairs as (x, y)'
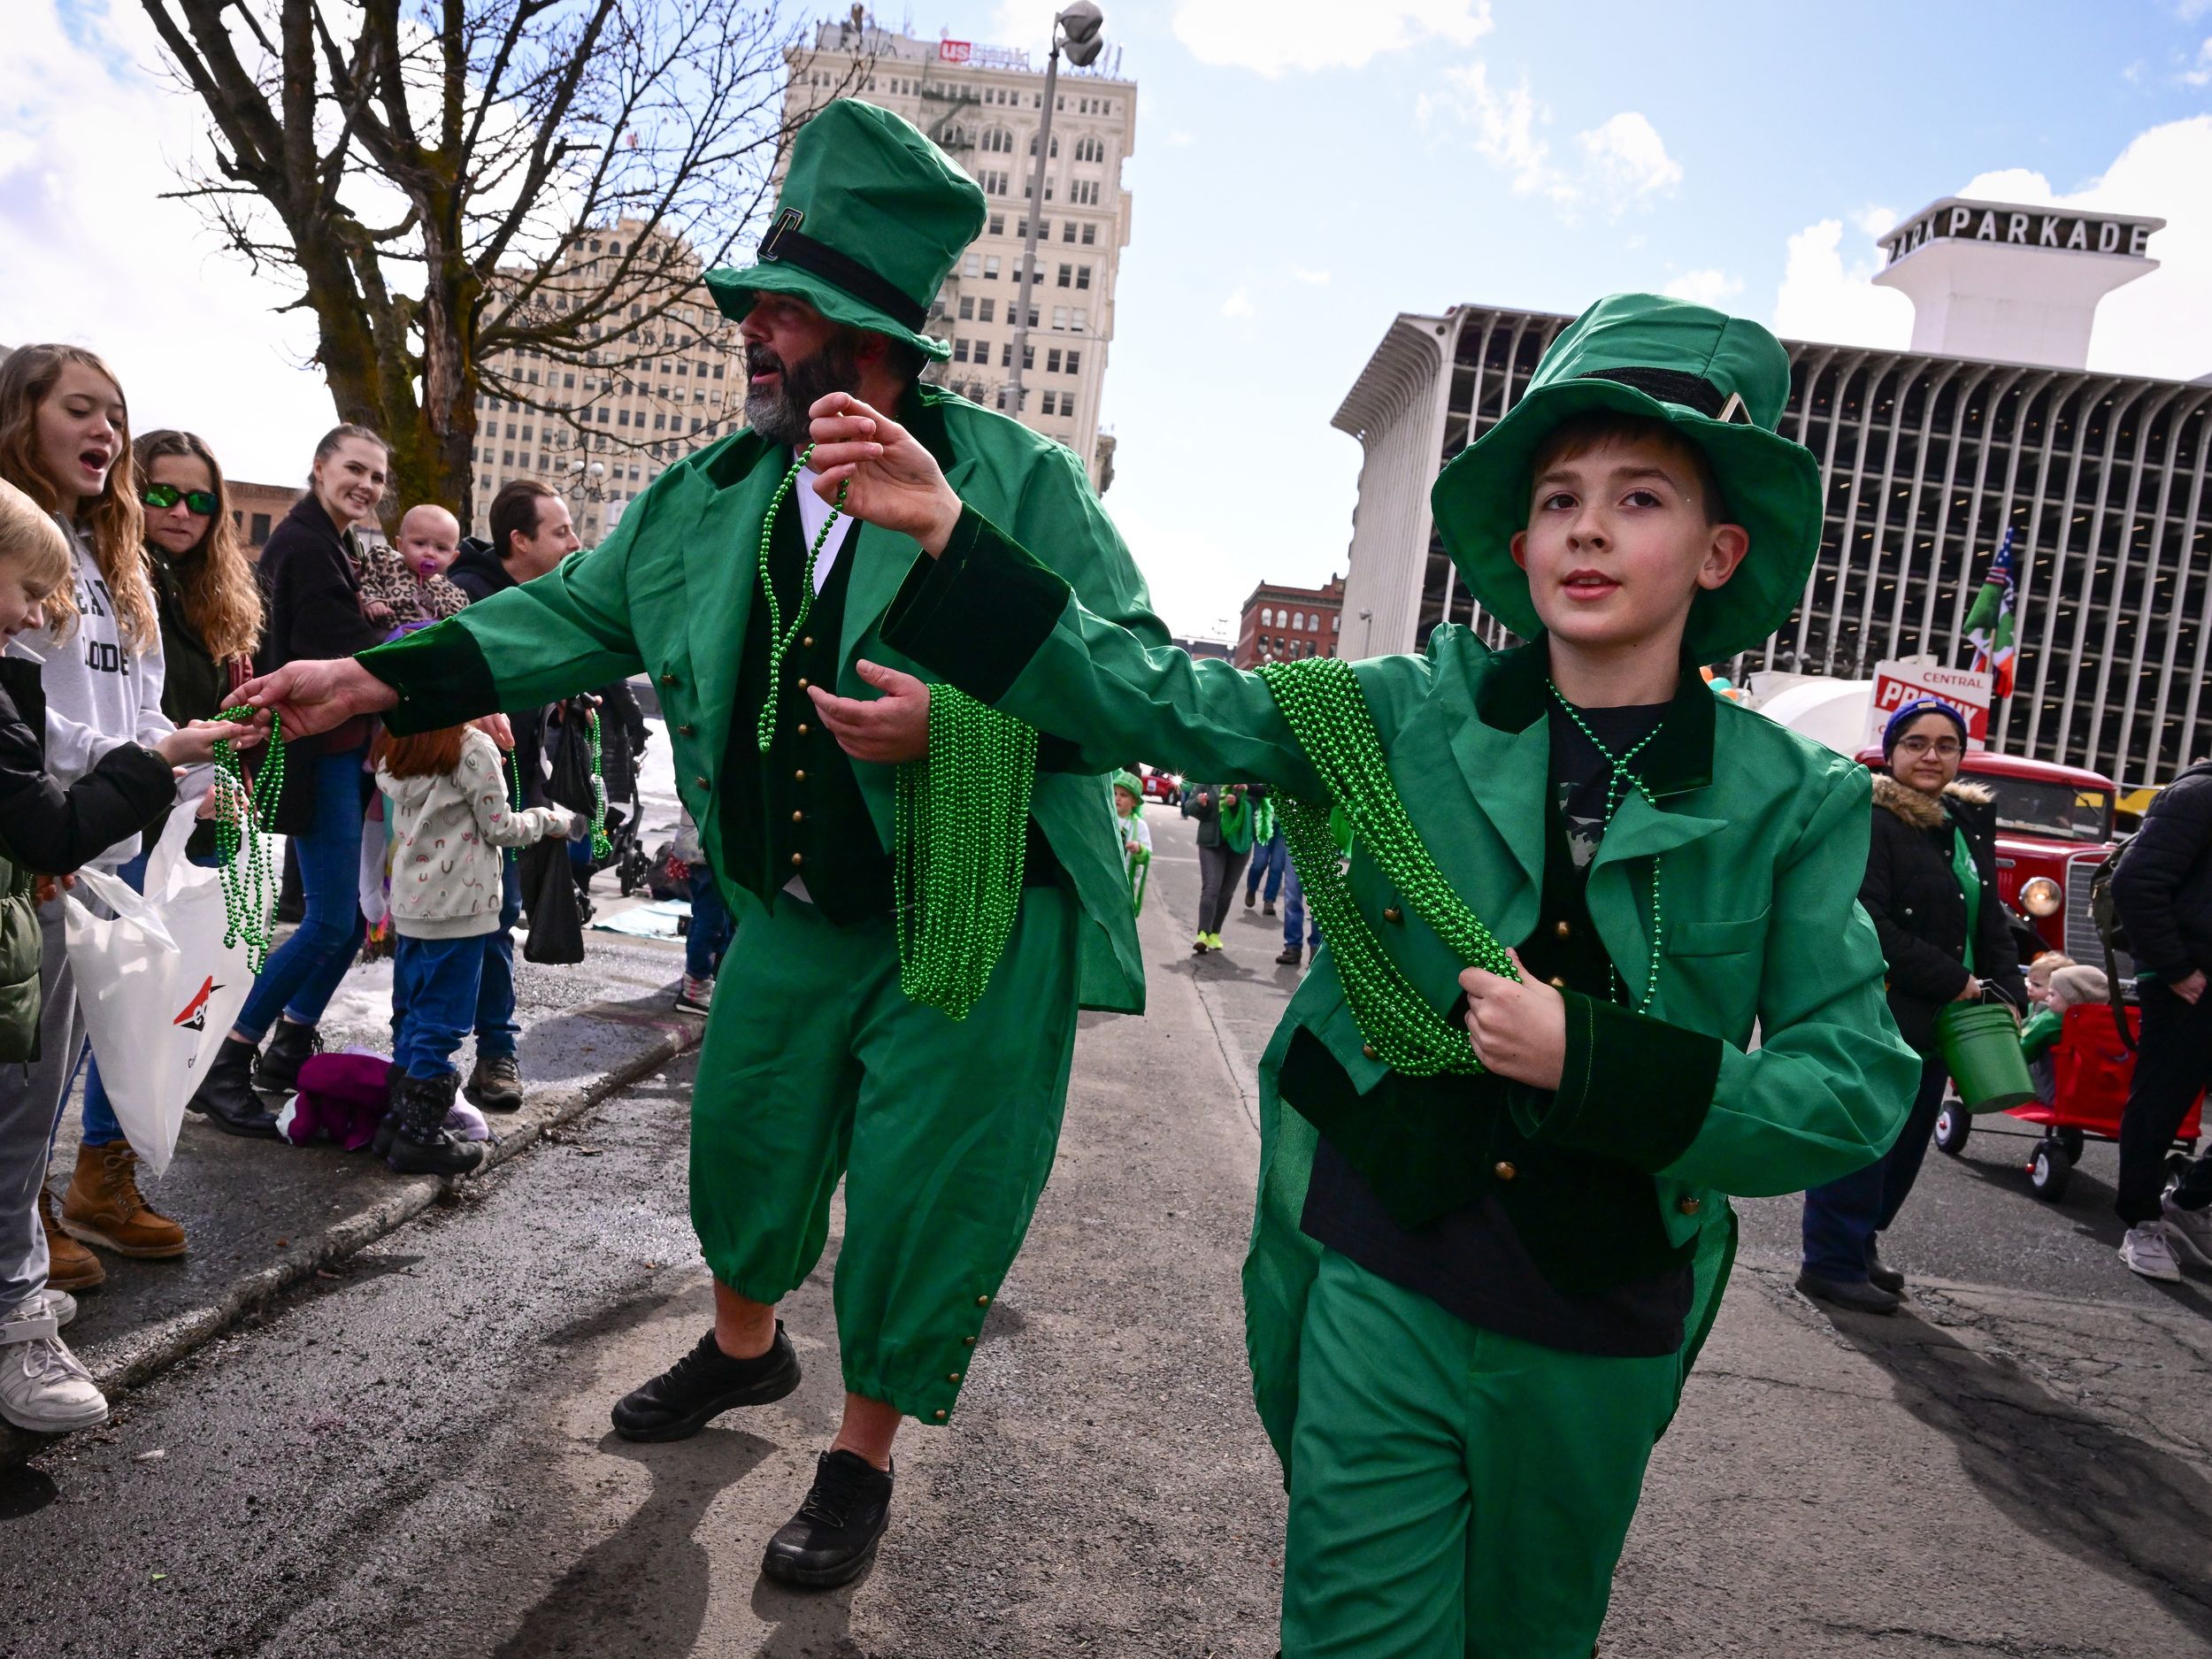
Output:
(1932, 1002), (2204, 1202)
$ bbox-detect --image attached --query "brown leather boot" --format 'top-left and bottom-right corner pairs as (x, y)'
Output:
(61, 1142), (187, 1259)
(37, 1188), (104, 1289)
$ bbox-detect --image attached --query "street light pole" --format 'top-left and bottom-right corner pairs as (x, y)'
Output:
(1007, 4), (1102, 423)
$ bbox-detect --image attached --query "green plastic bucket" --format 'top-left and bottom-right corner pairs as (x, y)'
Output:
(1936, 1001), (2037, 1113)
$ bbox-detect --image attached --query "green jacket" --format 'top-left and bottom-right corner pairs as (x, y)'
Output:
(881, 509), (1920, 1446)
(358, 387), (1159, 1013)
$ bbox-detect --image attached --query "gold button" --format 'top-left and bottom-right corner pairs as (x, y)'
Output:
(1678, 1196), (1702, 1216)
(1549, 975), (1568, 990)
(791, 810), (803, 823)
(1555, 919), (1571, 939)
(794, 769), (806, 783)
(976, 1294), (991, 1307)
(948, 1371), (962, 1383)
(694, 776), (709, 789)
(801, 635), (814, 649)
(795, 677), (809, 691)
(660, 672), (678, 686)
(678, 722), (694, 736)
(962, 1334), (977, 1347)
(1382, 906), (1403, 925)
(1494, 1160), (1517, 1182)
(1361, 1043), (1378, 1061)
(933, 1409), (948, 1421)
(790, 852), (803, 867)
(796, 721), (810, 736)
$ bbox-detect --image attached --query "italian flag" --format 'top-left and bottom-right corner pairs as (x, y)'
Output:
(1962, 527), (2018, 698)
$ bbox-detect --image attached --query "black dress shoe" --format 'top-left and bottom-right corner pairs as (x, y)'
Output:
(1795, 1270), (1900, 1315)
(611, 1323), (801, 1441)
(1866, 1241), (1906, 1295)
(762, 1449), (894, 1589)
(187, 1037), (281, 1139)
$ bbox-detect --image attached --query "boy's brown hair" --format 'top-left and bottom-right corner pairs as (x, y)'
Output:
(374, 724), (471, 780)
(1527, 411), (1731, 527)
(0, 477), (73, 597)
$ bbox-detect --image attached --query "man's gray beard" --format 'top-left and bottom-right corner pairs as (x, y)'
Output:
(744, 340), (860, 449)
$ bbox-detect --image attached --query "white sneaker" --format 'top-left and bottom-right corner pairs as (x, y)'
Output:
(2121, 1223), (2183, 1284)
(2162, 1199), (2212, 1268)
(48, 1289), (75, 1328)
(0, 1294), (110, 1432)
(674, 976), (714, 1016)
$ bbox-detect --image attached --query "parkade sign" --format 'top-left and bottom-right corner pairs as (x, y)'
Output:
(1880, 198), (2162, 266)
(1863, 658), (1993, 749)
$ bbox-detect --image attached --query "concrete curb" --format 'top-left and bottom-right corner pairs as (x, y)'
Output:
(4, 1001), (702, 1464)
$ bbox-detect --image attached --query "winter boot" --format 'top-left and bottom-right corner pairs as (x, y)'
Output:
(187, 1035), (280, 1138)
(36, 1190), (104, 1291)
(384, 1072), (486, 1177)
(372, 1065), (409, 1161)
(60, 1142), (186, 1259)
(465, 1053), (524, 1114)
(253, 1019), (321, 1095)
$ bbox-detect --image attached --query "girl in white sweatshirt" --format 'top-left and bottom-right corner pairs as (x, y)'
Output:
(373, 722), (578, 1175)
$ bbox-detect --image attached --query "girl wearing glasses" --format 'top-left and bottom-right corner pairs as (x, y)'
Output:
(1798, 698), (2025, 1313)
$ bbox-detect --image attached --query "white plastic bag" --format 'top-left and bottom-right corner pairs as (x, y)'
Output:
(64, 797), (274, 1177)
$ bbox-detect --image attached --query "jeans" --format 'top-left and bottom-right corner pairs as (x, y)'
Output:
(393, 857), (524, 1063)
(1282, 863), (1322, 951)
(1246, 831), (1287, 904)
(393, 933), (488, 1080)
(1197, 842), (1251, 936)
(236, 746), (370, 1041)
(2115, 979), (2212, 1225)
(1801, 1055), (1949, 1282)
(687, 864), (733, 981)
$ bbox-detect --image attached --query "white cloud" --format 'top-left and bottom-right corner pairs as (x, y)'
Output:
(1174, 0), (1493, 75)
(1290, 267), (1332, 286)
(0, 2), (334, 487)
(1772, 117), (2212, 376)
(1770, 218), (1914, 348)
(1420, 65), (1680, 219)
(1221, 286), (1256, 319)
(1576, 112), (1681, 213)
(2183, 36), (2212, 84)
(1662, 269), (1745, 308)
(1853, 204), (1901, 239)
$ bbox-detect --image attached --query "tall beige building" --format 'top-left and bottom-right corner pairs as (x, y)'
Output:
(471, 219), (745, 544)
(786, 16), (1136, 493)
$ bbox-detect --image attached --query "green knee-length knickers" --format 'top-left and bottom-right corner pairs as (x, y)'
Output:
(688, 883), (1080, 1425)
(1280, 1248), (1678, 1659)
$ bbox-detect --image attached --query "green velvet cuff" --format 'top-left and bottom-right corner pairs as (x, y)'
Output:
(881, 505), (1072, 705)
(357, 619), (501, 738)
(1516, 991), (1723, 1172)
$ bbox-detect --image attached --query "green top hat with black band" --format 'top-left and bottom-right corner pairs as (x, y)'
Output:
(1431, 292), (1823, 663)
(705, 100), (987, 363)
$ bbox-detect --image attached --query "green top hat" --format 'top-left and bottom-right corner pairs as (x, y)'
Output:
(1430, 293), (1823, 663)
(704, 100), (987, 363)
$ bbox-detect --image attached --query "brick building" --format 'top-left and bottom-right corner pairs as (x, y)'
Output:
(227, 480), (299, 553)
(1233, 575), (1344, 669)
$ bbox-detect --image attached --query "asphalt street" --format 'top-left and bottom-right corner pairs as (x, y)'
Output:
(7, 803), (2212, 1657)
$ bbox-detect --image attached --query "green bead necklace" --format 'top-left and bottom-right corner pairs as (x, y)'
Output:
(583, 707), (612, 860)
(505, 749), (526, 864)
(1258, 657), (1517, 1077)
(893, 683), (1037, 1022)
(208, 708), (285, 972)
(1545, 680), (1667, 1014)
(753, 443), (849, 754)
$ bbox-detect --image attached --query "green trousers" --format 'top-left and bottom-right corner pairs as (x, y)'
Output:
(690, 884), (1079, 1425)
(1281, 1248), (1679, 1659)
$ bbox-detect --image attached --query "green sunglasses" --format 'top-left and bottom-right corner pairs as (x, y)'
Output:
(142, 483), (219, 516)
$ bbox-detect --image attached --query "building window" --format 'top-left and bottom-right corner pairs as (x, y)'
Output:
(1066, 349), (1081, 373)
(1070, 180), (1101, 206)
(1062, 220), (1077, 243)
(988, 214), (1005, 236)
(1072, 308), (1088, 331)
(984, 256), (1002, 280)
(1080, 222), (1096, 245)
(250, 512), (271, 545)
(983, 127), (1013, 153)
(1053, 305), (1070, 330)
(1041, 391), (1057, 416)
(1261, 607), (1273, 627)
(1047, 349), (1063, 373)
(1076, 265), (1091, 290)
(1074, 135), (1104, 164)
(979, 298), (996, 322)
(964, 252), (981, 278)
(1028, 131), (1059, 157)
(1056, 264), (1072, 288)
(959, 296), (975, 320)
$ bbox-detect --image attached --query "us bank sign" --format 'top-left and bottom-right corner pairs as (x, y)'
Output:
(1880, 197), (2161, 265)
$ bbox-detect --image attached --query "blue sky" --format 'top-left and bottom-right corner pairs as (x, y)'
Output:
(7, 1), (2211, 635)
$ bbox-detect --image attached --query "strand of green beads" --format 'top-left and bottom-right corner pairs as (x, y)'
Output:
(210, 708), (284, 972)
(1546, 681), (1667, 1013)
(893, 683), (1037, 1021)
(505, 749), (526, 864)
(585, 707), (612, 860)
(752, 444), (849, 754)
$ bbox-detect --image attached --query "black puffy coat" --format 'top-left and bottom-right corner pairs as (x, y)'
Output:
(2111, 759), (2212, 982)
(256, 494), (386, 833)
(1862, 774), (2026, 1055)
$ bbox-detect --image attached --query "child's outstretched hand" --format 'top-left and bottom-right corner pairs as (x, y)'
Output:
(1459, 949), (1567, 1091)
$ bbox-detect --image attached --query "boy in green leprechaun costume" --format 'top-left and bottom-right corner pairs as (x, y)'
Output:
(234, 101), (1163, 1589)
(801, 292), (1921, 1654)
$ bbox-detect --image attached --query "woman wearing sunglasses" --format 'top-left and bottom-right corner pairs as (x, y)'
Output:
(1797, 698), (2025, 1314)
(63, 433), (276, 1167)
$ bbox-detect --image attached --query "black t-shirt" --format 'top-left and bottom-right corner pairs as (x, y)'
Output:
(1299, 696), (1694, 1358)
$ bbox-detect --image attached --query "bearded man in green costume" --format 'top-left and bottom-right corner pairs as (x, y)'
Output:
(234, 101), (1159, 1588)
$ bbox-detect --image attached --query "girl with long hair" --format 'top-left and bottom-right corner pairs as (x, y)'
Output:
(192, 426), (393, 1130)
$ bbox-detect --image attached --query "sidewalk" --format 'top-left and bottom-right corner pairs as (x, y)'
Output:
(12, 921), (702, 1464)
